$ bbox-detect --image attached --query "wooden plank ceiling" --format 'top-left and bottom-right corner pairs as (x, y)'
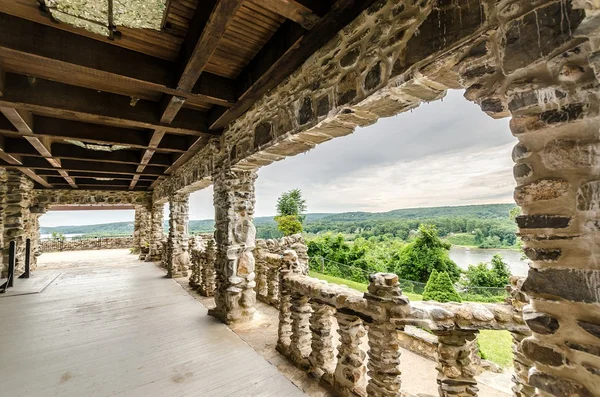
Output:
(0, 0), (377, 191)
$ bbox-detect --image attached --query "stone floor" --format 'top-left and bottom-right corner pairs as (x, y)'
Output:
(0, 249), (306, 397)
(23, 249), (512, 397)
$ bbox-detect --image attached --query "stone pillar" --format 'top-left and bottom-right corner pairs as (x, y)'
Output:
(208, 167), (257, 324)
(166, 192), (189, 278)
(457, 3), (600, 394)
(147, 202), (164, 262)
(433, 330), (479, 397)
(308, 302), (335, 380)
(333, 312), (367, 396)
(0, 168), (6, 274)
(365, 273), (410, 397)
(289, 293), (312, 365)
(29, 204), (47, 271)
(2, 170), (34, 277)
(199, 239), (216, 296)
(132, 205), (151, 258)
(277, 250), (300, 355)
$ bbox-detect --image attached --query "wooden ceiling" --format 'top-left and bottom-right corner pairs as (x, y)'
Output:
(0, 0), (377, 191)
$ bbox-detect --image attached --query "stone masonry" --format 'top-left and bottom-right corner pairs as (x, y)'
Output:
(208, 167), (258, 324)
(166, 192), (189, 278)
(146, 203), (164, 262)
(132, 205), (151, 258)
(2, 170), (34, 277)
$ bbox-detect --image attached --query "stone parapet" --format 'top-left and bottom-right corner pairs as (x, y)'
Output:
(40, 236), (134, 252)
(189, 234), (216, 297)
(276, 249), (531, 397)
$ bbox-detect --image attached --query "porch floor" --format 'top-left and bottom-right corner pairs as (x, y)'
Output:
(0, 249), (306, 397)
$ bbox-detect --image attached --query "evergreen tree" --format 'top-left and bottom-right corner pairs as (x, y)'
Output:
(423, 270), (462, 303)
(393, 224), (461, 283)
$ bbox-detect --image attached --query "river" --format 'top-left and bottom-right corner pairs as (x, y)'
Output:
(449, 246), (529, 277)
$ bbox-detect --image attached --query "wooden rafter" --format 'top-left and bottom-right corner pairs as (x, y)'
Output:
(249, 0), (321, 29)
(209, 0), (379, 130)
(0, 13), (235, 108)
(133, 0), (244, 189)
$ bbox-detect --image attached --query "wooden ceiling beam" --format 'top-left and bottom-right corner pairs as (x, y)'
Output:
(3, 138), (172, 167)
(37, 170), (157, 182)
(248, 0), (321, 29)
(0, 73), (216, 137)
(0, 156), (165, 176)
(135, 0), (243, 189)
(0, 105), (75, 186)
(0, 13), (235, 108)
(209, 0), (379, 130)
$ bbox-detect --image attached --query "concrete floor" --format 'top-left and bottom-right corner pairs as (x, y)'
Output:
(0, 250), (306, 397)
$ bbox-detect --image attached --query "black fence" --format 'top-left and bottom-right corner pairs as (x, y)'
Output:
(40, 235), (133, 253)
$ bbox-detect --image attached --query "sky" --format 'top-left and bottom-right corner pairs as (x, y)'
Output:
(40, 90), (517, 227)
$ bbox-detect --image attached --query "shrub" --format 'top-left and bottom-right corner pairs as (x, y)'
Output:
(464, 254), (511, 288)
(422, 270), (462, 303)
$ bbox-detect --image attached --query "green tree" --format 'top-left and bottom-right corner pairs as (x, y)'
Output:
(275, 189), (307, 236)
(464, 254), (511, 288)
(422, 270), (462, 302)
(275, 215), (303, 236)
(51, 231), (66, 241)
(393, 224), (461, 283)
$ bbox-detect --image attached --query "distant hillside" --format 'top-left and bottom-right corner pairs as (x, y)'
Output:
(40, 204), (515, 237)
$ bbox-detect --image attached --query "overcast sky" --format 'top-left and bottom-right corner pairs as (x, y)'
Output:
(40, 90), (517, 227)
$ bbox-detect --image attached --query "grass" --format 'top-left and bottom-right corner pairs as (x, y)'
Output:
(444, 233), (477, 247)
(309, 271), (513, 368)
(478, 330), (514, 368)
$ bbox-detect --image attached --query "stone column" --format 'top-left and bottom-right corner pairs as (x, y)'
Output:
(0, 168), (6, 275)
(2, 170), (34, 277)
(146, 202), (164, 262)
(434, 330), (479, 397)
(166, 192), (189, 278)
(333, 312), (367, 396)
(365, 273), (410, 397)
(308, 302), (335, 380)
(208, 167), (257, 324)
(29, 204), (47, 271)
(457, 3), (600, 394)
(277, 250), (301, 355)
(132, 205), (151, 258)
(199, 239), (216, 296)
(289, 293), (312, 365)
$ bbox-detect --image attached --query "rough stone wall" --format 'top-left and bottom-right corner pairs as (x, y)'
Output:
(0, 168), (7, 274)
(2, 170), (34, 277)
(34, 189), (151, 207)
(166, 192), (189, 278)
(189, 234), (217, 296)
(208, 167), (258, 324)
(132, 205), (151, 258)
(146, 203), (164, 262)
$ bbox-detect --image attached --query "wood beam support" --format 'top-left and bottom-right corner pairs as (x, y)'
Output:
(210, 0), (379, 130)
(0, 13), (235, 108)
(249, 0), (321, 29)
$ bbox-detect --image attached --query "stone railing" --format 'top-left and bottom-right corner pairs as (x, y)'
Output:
(276, 250), (531, 397)
(254, 234), (309, 305)
(40, 236), (134, 253)
(188, 234), (217, 297)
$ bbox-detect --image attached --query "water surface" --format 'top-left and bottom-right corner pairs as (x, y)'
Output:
(449, 246), (529, 277)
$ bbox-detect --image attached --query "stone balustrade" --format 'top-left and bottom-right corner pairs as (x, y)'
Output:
(276, 249), (531, 397)
(254, 234), (309, 305)
(188, 234), (217, 297)
(40, 236), (134, 253)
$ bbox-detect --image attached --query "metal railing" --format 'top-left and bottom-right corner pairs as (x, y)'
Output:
(40, 235), (133, 253)
(1, 239), (31, 293)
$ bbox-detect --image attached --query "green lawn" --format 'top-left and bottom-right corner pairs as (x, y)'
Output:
(309, 271), (513, 368)
(478, 330), (514, 368)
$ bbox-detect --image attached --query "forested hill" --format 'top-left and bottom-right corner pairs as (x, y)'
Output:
(41, 204), (517, 239)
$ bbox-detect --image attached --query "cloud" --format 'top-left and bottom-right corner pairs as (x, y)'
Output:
(41, 90), (518, 226)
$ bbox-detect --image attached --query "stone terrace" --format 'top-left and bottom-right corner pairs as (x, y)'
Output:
(2, 1), (600, 396)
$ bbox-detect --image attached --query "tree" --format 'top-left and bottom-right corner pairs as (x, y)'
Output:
(275, 189), (307, 236)
(275, 215), (303, 236)
(422, 270), (462, 302)
(393, 224), (462, 283)
(463, 254), (511, 288)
